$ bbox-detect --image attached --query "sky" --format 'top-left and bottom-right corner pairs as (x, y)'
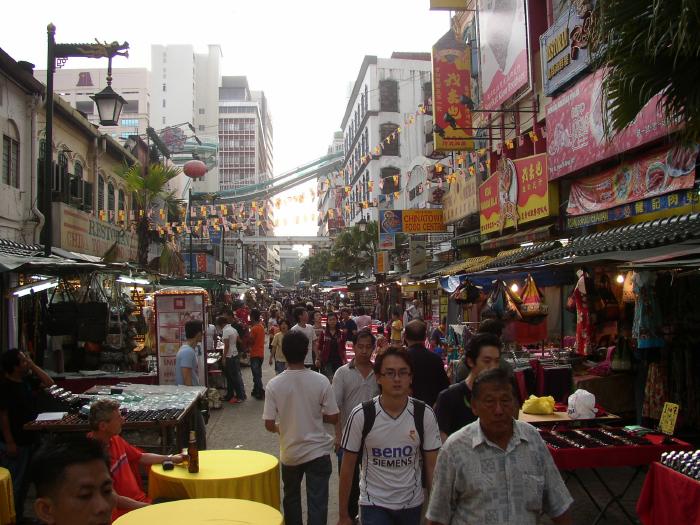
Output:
(1, 0), (450, 252)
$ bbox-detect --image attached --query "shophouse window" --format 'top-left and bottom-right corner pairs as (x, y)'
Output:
(108, 182), (115, 222)
(380, 123), (400, 156)
(2, 129), (19, 188)
(381, 167), (400, 194)
(98, 175), (105, 213)
(379, 80), (399, 112)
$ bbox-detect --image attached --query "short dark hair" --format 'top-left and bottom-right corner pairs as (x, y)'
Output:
(278, 319), (289, 330)
(478, 319), (504, 337)
(465, 332), (503, 365)
(357, 306), (366, 315)
(215, 315), (228, 328)
(356, 328), (376, 346)
(472, 366), (515, 400)
(293, 306), (306, 322)
(373, 346), (413, 376)
(391, 307), (401, 317)
(282, 330), (309, 364)
(404, 319), (427, 342)
(185, 320), (203, 339)
(0, 348), (21, 375)
(250, 308), (261, 322)
(31, 436), (109, 497)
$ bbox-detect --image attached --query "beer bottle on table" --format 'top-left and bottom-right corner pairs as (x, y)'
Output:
(188, 431), (199, 473)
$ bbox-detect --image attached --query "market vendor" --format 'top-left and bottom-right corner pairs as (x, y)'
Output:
(87, 399), (184, 521)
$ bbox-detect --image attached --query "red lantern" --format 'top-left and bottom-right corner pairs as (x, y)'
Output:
(183, 159), (207, 179)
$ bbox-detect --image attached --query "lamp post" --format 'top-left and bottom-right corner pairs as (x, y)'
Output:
(43, 24), (128, 257)
(357, 215), (368, 233)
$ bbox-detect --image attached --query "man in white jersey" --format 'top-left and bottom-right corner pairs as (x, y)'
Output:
(338, 347), (441, 525)
(290, 306), (317, 367)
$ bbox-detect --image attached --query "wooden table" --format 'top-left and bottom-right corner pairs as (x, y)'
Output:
(518, 409), (621, 426)
(24, 384), (206, 453)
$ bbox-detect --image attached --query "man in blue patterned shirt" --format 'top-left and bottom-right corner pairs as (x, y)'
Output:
(427, 367), (573, 525)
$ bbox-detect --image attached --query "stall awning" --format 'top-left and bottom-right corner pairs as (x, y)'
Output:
(439, 256), (492, 276)
(401, 279), (438, 293)
(480, 224), (553, 251)
(468, 248), (525, 273)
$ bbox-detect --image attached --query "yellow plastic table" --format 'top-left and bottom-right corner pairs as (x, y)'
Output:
(113, 498), (283, 525)
(149, 450), (280, 509)
(0, 467), (15, 525)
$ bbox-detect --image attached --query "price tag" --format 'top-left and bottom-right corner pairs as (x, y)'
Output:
(659, 402), (679, 436)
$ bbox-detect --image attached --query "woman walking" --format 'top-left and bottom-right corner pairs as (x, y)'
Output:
(316, 311), (347, 381)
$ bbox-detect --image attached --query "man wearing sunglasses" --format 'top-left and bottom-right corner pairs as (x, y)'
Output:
(338, 347), (441, 525)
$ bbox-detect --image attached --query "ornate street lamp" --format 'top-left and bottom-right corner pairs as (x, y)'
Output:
(357, 216), (368, 232)
(43, 24), (128, 256)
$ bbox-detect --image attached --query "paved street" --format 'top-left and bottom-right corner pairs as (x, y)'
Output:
(206, 346), (648, 525)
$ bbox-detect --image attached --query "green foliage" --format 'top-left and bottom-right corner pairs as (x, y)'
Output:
(329, 221), (378, 278)
(592, 0), (700, 143)
(300, 250), (332, 282)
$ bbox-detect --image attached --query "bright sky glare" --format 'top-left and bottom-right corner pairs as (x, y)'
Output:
(2, 0), (450, 246)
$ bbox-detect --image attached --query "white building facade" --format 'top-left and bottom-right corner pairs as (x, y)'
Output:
(339, 53), (435, 229)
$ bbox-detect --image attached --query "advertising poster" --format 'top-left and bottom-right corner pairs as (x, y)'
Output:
(546, 69), (671, 180)
(442, 175), (479, 224)
(409, 238), (428, 277)
(155, 292), (206, 385)
(375, 251), (390, 274)
(379, 210), (446, 234)
(479, 153), (558, 234)
(378, 233), (396, 250)
(478, 0), (530, 110)
(432, 29), (474, 151)
(567, 145), (698, 216)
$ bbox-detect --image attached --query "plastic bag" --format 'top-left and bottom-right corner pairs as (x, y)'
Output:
(522, 395), (555, 415)
(567, 389), (597, 419)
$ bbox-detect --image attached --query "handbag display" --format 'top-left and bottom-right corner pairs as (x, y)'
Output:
(450, 279), (482, 304)
(519, 274), (549, 317)
(482, 281), (522, 321)
(45, 283), (78, 336)
(596, 274), (620, 322)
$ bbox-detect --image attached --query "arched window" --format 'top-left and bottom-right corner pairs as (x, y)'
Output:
(380, 123), (400, 156)
(118, 189), (125, 222)
(107, 182), (115, 222)
(2, 120), (20, 188)
(379, 80), (398, 112)
(53, 151), (68, 201)
(98, 175), (105, 213)
(70, 161), (83, 202)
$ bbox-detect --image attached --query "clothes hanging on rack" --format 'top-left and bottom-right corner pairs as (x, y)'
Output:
(632, 271), (665, 350)
(574, 276), (594, 356)
(643, 350), (669, 420)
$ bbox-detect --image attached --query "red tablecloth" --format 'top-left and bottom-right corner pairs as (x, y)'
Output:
(637, 462), (700, 525)
(547, 433), (691, 470)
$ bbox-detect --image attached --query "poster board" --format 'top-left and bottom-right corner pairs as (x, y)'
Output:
(154, 288), (208, 386)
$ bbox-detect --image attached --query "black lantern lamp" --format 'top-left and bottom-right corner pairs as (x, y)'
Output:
(91, 58), (126, 126)
(357, 216), (368, 232)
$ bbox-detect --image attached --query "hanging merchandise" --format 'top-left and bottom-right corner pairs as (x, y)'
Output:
(595, 274), (621, 322)
(565, 287), (577, 313)
(622, 271), (636, 303)
(450, 279), (482, 304)
(482, 280), (522, 321)
(519, 274), (549, 317)
(632, 271), (665, 350)
(45, 281), (78, 336)
(574, 270), (595, 356)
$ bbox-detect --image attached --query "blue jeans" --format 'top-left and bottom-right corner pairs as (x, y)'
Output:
(360, 504), (423, 525)
(281, 454), (332, 525)
(0, 441), (33, 519)
(250, 356), (264, 396)
(274, 361), (287, 375)
(224, 355), (246, 400)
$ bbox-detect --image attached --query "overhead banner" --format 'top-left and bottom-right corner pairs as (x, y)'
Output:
(478, 0), (530, 110)
(443, 175), (479, 224)
(479, 153), (558, 234)
(546, 69), (671, 180)
(567, 145), (698, 216)
(566, 190), (699, 230)
(379, 209), (446, 234)
(540, 1), (594, 96)
(432, 29), (474, 151)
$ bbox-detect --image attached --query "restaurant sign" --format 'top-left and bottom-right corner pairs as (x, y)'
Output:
(442, 174), (479, 224)
(546, 69), (671, 180)
(566, 190), (699, 230)
(567, 145), (698, 216)
(540, 1), (594, 96)
(479, 153), (558, 234)
(432, 29), (473, 151)
(379, 209), (446, 234)
(53, 203), (138, 261)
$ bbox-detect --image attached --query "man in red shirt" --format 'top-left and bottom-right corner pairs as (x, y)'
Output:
(249, 308), (266, 399)
(88, 399), (183, 520)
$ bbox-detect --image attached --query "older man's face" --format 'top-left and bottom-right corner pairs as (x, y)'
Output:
(472, 383), (516, 436)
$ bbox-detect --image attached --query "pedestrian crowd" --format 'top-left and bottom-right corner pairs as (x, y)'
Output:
(0, 297), (573, 525)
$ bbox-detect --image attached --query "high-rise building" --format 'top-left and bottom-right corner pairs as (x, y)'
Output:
(318, 131), (346, 237)
(34, 67), (150, 143)
(150, 44), (222, 198)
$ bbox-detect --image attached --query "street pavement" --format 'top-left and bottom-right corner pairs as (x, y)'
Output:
(206, 345), (649, 524)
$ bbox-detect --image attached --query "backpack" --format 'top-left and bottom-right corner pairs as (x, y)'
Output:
(358, 398), (427, 485)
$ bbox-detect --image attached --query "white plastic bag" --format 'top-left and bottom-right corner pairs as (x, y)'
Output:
(567, 389), (596, 419)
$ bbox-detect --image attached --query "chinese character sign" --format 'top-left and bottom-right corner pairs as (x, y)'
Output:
(432, 29), (473, 151)
(443, 175), (479, 224)
(566, 145), (698, 216)
(479, 153), (557, 234)
(478, 0), (530, 111)
(546, 69), (672, 180)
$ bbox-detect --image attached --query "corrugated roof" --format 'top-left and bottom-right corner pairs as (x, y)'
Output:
(439, 256), (492, 276)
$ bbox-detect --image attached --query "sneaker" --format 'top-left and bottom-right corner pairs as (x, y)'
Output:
(228, 397), (241, 404)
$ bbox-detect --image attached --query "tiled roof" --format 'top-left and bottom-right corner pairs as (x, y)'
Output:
(0, 239), (44, 258)
(485, 241), (562, 269)
(533, 214), (700, 262)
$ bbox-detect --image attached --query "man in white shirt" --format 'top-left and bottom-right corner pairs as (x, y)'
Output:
(263, 330), (339, 525)
(338, 347), (442, 525)
(216, 315), (246, 404)
(290, 306), (317, 367)
(333, 328), (379, 522)
(353, 306), (372, 332)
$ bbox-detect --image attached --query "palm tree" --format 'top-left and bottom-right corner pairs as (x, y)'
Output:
(119, 163), (183, 268)
(300, 250), (332, 282)
(592, 0), (700, 143)
(330, 221), (378, 281)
